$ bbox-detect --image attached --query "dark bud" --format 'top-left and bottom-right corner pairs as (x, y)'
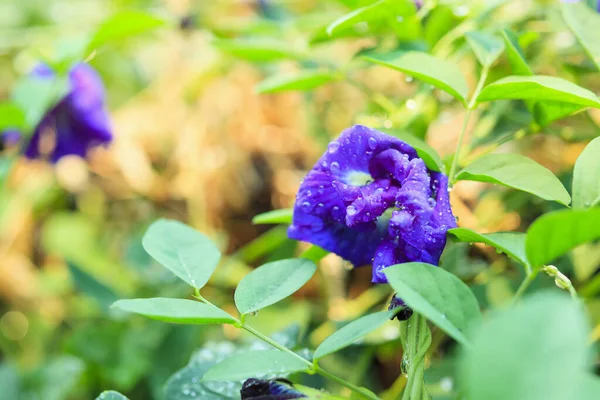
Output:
(179, 14), (198, 31)
(241, 378), (306, 399)
(388, 293), (413, 321)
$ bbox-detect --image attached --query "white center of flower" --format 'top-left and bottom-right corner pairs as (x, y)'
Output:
(346, 171), (373, 186)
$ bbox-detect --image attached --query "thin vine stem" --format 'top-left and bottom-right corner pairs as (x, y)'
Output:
(449, 65), (489, 183)
(192, 293), (379, 400)
(511, 270), (539, 305)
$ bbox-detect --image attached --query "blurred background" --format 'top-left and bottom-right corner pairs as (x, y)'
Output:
(1, 0), (600, 399)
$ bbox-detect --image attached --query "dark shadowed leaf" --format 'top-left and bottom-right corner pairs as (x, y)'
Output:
(203, 350), (309, 381)
(572, 137), (600, 209)
(142, 219), (221, 290)
(112, 298), (236, 325)
(256, 71), (340, 93)
(476, 75), (600, 108)
(448, 228), (528, 268)
(363, 52), (469, 104)
(526, 208), (600, 269)
(252, 209), (293, 225)
(314, 310), (396, 360)
(461, 292), (589, 400)
(235, 258), (316, 314)
(456, 153), (571, 205)
(384, 263), (481, 346)
(465, 31), (504, 67)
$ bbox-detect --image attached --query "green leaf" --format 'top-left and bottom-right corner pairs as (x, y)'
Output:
(252, 209), (293, 225)
(203, 350), (308, 381)
(476, 75), (600, 108)
(384, 263), (481, 346)
(363, 52), (469, 104)
(314, 310), (395, 360)
(142, 219), (221, 290)
(461, 292), (589, 400)
(111, 298), (236, 325)
(88, 10), (166, 50)
(325, 0), (387, 36)
(235, 258), (316, 314)
(67, 261), (119, 312)
(456, 153), (571, 205)
(296, 385), (346, 400)
(12, 75), (70, 129)
(465, 31), (504, 67)
(0, 102), (26, 131)
(299, 245), (330, 263)
(579, 374), (600, 399)
(526, 208), (600, 269)
(501, 30), (533, 76)
(382, 130), (445, 172)
(214, 39), (300, 62)
(562, 2), (600, 71)
(96, 391), (129, 400)
(448, 228), (528, 267)
(0, 364), (20, 400)
(572, 137), (600, 209)
(256, 71), (340, 93)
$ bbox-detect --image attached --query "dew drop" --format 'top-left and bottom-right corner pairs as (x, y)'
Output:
(428, 198), (435, 207)
(317, 202), (324, 209)
(318, 185), (325, 194)
(301, 201), (312, 212)
(307, 190), (312, 197)
(330, 161), (340, 173)
(368, 137), (377, 149)
(328, 141), (340, 153)
(347, 205), (358, 216)
(321, 160), (328, 168)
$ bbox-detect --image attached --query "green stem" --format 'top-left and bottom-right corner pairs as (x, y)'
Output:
(449, 66), (489, 183)
(315, 366), (380, 400)
(401, 314), (431, 400)
(511, 270), (539, 305)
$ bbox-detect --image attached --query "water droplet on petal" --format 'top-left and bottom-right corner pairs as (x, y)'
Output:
(301, 201), (312, 212)
(330, 161), (340, 173)
(307, 190), (312, 197)
(328, 141), (340, 153)
(318, 185), (325, 194)
(347, 205), (358, 216)
(368, 137), (377, 149)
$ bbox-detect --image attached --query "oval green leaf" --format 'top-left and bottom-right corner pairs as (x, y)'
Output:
(501, 30), (533, 76)
(87, 10), (166, 50)
(526, 208), (600, 269)
(96, 391), (129, 400)
(572, 137), (600, 209)
(455, 153), (571, 205)
(476, 75), (600, 108)
(465, 31), (504, 67)
(448, 228), (528, 268)
(325, 0), (387, 36)
(252, 209), (293, 225)
(363, 52), (469, 104)
(235, 258), (316, 314)
(111, 298), (236, 325)
(256, 71), (339, 94)
(461, 292), (589, 400)
(203, 350), (308, 381)
(214, 39), (300, 62)
(314, 310), (395, 360)
(562, 2), (600, 71)
(142, 219), (221, 290)
(384, 262), (481, 346)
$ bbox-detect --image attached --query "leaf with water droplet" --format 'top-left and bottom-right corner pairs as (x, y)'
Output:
(203, 350), (309, 382)
(142, 219), (221, 290)
(384, 262), (481, 347)
(235, 258), (316, 315)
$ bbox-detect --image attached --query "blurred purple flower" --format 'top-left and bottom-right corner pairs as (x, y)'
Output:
(9, 63), (112, 162)
(241, 378), (306, 399)
(288, 125), (455, 283)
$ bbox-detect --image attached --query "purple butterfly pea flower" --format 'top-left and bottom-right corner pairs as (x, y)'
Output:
(18, 63), (112, 162)
(288, 125), (456, 283)
(241, 378), (306, 399)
